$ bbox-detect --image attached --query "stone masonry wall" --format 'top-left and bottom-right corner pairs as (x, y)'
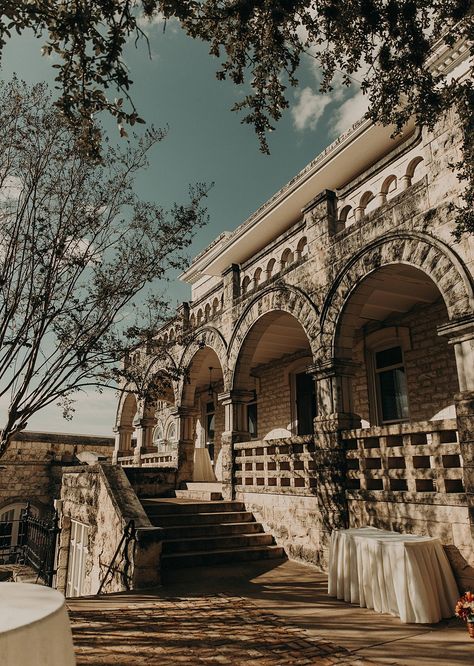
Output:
(57, 464), (161, 596)
(0, 432), (114, 514)
(352, 300), (459, 425)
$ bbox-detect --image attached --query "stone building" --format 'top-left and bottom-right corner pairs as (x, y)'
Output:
(0, 431), (113, 561)
(58, 37), (474, 595)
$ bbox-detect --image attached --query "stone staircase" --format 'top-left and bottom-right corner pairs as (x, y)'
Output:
(140, 496), (285, 574)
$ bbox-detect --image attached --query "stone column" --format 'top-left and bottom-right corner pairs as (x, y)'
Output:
(112, 425), (134, 464)
(306, 359), (361, 564)
(309, 358), (361, 447)
(172, 406), (197, 487)
(438, 316), (474, 542)
(133, 417), (157, 465)
(218, 390), (254, 500)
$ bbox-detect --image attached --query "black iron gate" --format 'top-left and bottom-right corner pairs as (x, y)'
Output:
(0, 504), (60, 586)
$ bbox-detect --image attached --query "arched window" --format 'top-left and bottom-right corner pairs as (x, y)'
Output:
(356, 191), (375, 220)
(378, 175), (397, 205)
(0, 503), (38, 560)
(241, 275), (251, 295)
(253, 267), (262, 288)
(403, 156), (425, 189)
(153, 425), (164, 446)
(338, 205), (353, 227)
(196, 309), (203, 326)
(204, 303), (211, 320)
(266, 258), (276, 279)
(168, 328), (175, 341)
(212, 297), (219, 316)
(166, 421), (177, 442)
(190, 313), (196, 328)
(296, 237), (308, 260)
(281, 248), (294, 269)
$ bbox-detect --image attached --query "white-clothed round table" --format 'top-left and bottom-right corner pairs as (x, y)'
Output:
(0, 582), (76, 665)
(328, 527), (459, 624)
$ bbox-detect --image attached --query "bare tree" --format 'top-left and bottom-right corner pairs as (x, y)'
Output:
(0, 78), (209, 455)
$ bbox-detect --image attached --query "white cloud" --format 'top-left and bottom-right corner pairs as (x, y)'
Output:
(291, 87), (332, 131)
(332, 89), (370, 136)
(136, 11), (178, 35)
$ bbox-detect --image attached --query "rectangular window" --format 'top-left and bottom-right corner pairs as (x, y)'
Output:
(205, 401), (215, 462)
(247, 401), (258, 438)
(295, 371), (316, 435)
(375, 346), (409, 423)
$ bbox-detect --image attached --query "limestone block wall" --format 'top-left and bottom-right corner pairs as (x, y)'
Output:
(239, 491), (328, 567)
(57, 464), (161, 596)
(352, 299), (460, 425)
(0, 431), (114, 513)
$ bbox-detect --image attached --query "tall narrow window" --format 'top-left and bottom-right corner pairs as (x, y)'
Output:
(295, 372), (316, 435)
(247, 400), (258, 438)
(374, 346), (409, 423)
(205, 401), (215, 462)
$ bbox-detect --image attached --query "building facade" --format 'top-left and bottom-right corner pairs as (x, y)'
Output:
(108, 40), (474, 585)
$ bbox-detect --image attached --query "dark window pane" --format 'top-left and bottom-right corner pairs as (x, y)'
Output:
(206, 413), (215, 442)
(296, 372), (316, 435)
(379, 368), (409, 422)
(206, 401), (215, 414)
(248, 403), (258, 437)
(375, 346), (403, 369)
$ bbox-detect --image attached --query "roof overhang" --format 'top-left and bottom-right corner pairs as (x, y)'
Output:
(201, 117), (414, 277)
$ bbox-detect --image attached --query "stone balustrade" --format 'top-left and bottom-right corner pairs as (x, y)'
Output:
(234, 435), (320, 494)
(341, 418), (463, 497)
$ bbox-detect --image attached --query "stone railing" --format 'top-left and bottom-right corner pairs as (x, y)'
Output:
(341, 419), (464, 496)
(234, 436), (320, 494)
(117, 450), (177, 469)
(141, 451), (177, 467)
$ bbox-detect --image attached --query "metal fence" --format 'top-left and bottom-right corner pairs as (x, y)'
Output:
(0, 505), (60, 586)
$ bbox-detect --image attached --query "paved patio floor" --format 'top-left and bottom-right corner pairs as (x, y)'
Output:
(67, 559), (472, 665)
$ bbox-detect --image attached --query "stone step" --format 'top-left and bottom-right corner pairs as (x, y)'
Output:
(184, 482), (222, 492)
(148, 511), (255, 527)
(158, 521), (264, 540)
(142, 500), (244, 516)
(162, 532), (274, 554)
(174, 489), (223, 501)
(161, 545), (286, 569)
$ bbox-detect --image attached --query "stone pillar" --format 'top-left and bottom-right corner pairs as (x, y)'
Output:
(438, 316), (474, 542)
(172, 406), (197, 487)
(112, 425), (134, 464)
(218, 390), (254, 500)
(133, 417), (157, 465)
(307, 359), (361, 554)
(309, 358), (361, 447)
(400, 174), (412, 190)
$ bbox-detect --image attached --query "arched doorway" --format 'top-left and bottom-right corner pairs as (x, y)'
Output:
(180, 345), (225, 479)
(335, 264), (459, 427)
(232, 310), (315, 440)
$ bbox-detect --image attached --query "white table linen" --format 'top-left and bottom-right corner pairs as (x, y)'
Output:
(0, 582), (76, 665)
(328, 527), (459, 623)
(193, 447), (216, 482)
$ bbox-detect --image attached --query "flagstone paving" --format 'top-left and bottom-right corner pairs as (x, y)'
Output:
(67, 558), (472, 665)
(68, 593), (375, 666)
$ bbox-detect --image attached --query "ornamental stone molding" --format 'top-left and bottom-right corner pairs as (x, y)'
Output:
(227, 284), (320, 389)
(319, 232), (474, 362)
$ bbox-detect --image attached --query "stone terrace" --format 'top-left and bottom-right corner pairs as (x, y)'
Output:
(67, 559), (472, 666)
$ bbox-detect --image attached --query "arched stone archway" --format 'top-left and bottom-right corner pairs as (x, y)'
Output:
(228, 285), (320, 389)
(177, 326), (228, 406)
(320, 232), (474, 360)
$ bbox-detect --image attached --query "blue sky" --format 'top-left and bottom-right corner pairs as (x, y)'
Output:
(0, 19), (367, 436)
